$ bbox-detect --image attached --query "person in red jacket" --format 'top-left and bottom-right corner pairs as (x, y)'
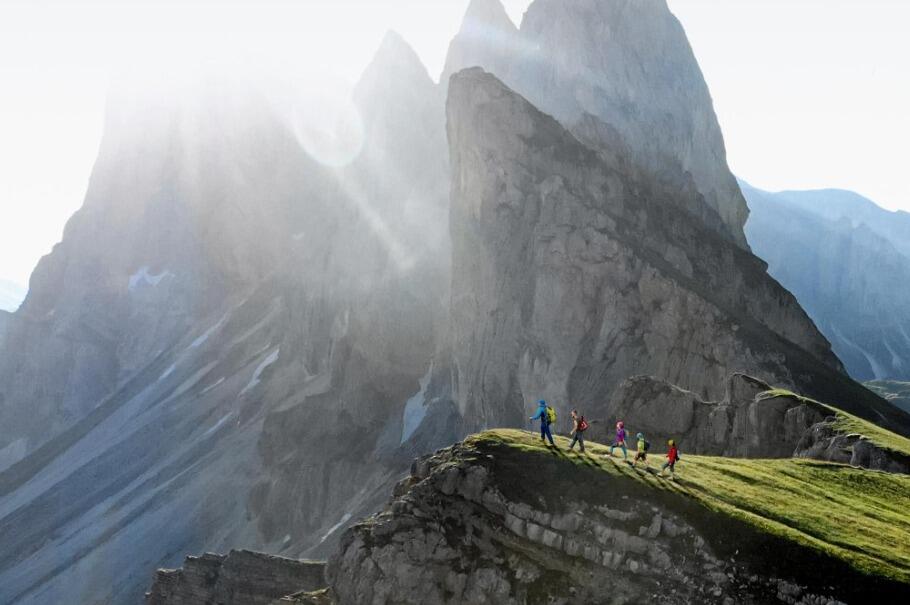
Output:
(660, 440), (680, 478)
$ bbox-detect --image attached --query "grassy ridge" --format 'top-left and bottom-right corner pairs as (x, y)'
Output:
(469, 429), (910, 584)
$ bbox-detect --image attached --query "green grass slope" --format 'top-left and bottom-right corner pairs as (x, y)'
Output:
(470, 429), (910, 585)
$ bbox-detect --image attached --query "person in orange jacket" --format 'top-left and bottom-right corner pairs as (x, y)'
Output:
(659, 439), (680, 477)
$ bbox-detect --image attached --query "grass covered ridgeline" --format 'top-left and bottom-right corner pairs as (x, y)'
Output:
(466, 429), (910, 585)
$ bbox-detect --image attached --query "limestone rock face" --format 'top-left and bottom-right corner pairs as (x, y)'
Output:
(795, 421), (910, 474)
(145, 550), (327, 605)
(596, 373), (910, 473)
(442, 68), (908, 437)
(596, 374), (828, 458)
(443, 0), (750, 247)
(325, 437), (891, 605)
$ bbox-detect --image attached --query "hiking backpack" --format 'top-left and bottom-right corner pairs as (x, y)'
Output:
(644, 440), (651, 452)
(546, 406), (557, 425)
(577, 416), (589, 432)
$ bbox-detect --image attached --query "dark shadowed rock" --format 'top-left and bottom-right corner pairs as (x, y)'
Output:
(145, 550), (326, 605)
(598, 373), (910, 473)
(795, 421), (910, 474)
(594, 374), (827, 458)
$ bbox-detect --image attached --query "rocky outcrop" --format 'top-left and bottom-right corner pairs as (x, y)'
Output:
(278, 588), (337, 604)
(443, 0), (750, 247)
(596, 374), (828, 458)
(596, 372), (910, 473)
(442, 67), (910, 437)
(324, 434), (905, 604)
(743, 181), (910, 381)
(145, 550), (326, 605)
(795, 420), (910, 474)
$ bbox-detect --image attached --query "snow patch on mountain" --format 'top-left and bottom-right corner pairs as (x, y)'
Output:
(401, 365), (432, 444)
(202, 412), (234, 438)
(128, 267), (173, 292)
(318, 512), (352, 545)
(191, 316), (227, 348)
(158, 364), (176, 382)
(240, 348), (280, 395)
(832, 326), (887, 380)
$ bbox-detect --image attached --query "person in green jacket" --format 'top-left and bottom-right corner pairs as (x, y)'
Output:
(633, 432), (649, 467)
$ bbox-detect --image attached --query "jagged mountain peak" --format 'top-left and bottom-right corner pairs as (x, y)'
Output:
(461, 0), (518, 33)
(440, 0), (520, 87)
(359, 30), (433, 86)
(442, 0), (750, 248)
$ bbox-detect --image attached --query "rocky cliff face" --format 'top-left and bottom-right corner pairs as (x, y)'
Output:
(146, 550), (326, 605)
(599, 373), (910, 473)
(441, 68), (908, 437)
(743, 181), (910, 382)
(794, 419), (910, 474)
(598, 374), (827, 458)
(443, 0), (750, 247)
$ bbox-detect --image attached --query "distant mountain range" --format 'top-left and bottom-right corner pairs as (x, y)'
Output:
(743, 180), (910, 382)
(0, 279), (26, 312)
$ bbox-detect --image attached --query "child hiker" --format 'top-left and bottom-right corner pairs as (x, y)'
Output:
(633, 432), (650, 466)
(608, 421), (628, 460)
(568, 409), (589, 452)
(660, 439), (681, 478)
(530, 400), (556, 446)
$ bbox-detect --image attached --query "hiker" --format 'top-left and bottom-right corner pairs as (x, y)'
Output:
(660, 439), (681, 477)
(608, 421), (628, 459)
(530, 399), (556, 446)
(567, 409), (589, 452)
(633, 432), (650, 466)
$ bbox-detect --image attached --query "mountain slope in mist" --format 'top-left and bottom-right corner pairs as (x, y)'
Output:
(743, 181), (910, 382)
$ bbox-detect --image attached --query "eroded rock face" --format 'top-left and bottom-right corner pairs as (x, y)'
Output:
(442, 68), (908, 437)
(325, 438), (889, 605)
(595, 374), (828, 458)
(795, 421), (910, 474)
(145, 550), (326, 605)
(598, 373), (910, 473)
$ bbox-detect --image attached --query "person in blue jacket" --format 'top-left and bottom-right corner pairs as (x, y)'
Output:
(530, 399), (555, 446)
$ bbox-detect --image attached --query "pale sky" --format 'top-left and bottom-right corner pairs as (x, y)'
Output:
(0, 0), (908, 288)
